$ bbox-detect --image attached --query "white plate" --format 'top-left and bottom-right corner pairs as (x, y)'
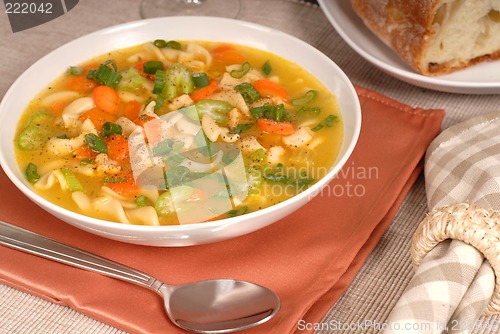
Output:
(0, 16), (361, 246)
(318, 0), (500, 94)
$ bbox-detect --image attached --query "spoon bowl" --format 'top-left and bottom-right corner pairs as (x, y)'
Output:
(0, 220), (281, 333)
(162, 280), (279, 333)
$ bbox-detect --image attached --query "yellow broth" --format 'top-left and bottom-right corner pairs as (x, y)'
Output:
(14, 40), (343, 225)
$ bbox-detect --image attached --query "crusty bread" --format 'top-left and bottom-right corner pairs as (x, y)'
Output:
(350, 0), (500, 75)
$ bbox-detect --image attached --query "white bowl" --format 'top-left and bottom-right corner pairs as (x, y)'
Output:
(0, 17), (361, 247)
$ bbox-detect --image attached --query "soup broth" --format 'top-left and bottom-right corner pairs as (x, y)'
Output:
(15, 40), (343, 226)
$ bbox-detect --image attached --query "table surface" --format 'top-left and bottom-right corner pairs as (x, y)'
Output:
(1, 1), (500, 333)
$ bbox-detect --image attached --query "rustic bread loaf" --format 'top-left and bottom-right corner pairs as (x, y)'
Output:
(350, 0), (500, 75)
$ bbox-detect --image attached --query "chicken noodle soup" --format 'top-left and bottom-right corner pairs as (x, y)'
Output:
(14, 40), (343, 226)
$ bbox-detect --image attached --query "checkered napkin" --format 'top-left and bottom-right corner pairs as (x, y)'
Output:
(383, 112), (500, 334)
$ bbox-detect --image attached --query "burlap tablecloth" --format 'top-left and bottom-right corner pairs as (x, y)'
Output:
(2, 0), (500, 333)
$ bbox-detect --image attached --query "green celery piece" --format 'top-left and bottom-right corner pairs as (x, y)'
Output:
(154, 191), (175, 216)
(17, 125), (48, 151)
(17, 110), (55, 151)
(60, 168), (84, 192)
(163, 64), (194, 101)
(118, 68), (146, 91)
(135, 195), (150, 207)
(195, 99), (233, 123)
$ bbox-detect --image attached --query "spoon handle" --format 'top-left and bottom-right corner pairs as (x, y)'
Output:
(0, 220), (162, 291)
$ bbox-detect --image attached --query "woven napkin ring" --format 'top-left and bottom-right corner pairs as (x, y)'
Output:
(412, 202), (500, 313)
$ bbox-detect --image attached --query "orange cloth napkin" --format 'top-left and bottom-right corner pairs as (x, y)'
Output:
(0, 86), (444, 334)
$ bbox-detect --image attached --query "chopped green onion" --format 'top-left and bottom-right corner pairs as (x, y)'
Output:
(153, 39), (181, 50)
(192, 72), (210, 88)
(262, 60), (272, 76)
(249, 103), (292, 122)
(234, 82), (261, 103)
(143, 61), (164, 75)
(25, 163), (40, 183)
(291, 90), (318, 106)
(68, 66), (84, 76)
(230, 62), (251, 79)
(104, 177), (127, 183)
(311, 115), (337, 132)
(101, 122), (123, 138)
(80, 158), (94, 165)
(164, 64), (194, 101)
(227, 206), (249, 217)
(155, 94), (165, 111)
(60, 168), (84, 192)
(135, 195), (150, 207)
(228, 123), (252, 134)
(165, 40), (182, 50)
(298, 107), (321, 114)
(103, 59), (118, 71)
(153, 39), (168, 48)
(263, 172), (289, 184)
(263, 169), (314, 189)
(153, 69), (166, 94)
(85, 133), (108, 154)
(87, 60), (122, 89)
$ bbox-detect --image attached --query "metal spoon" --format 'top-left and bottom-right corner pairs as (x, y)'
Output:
(0, 220), (281, 333)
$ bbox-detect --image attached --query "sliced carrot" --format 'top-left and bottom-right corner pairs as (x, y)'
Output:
(92, 85), (120, 115)
(253, 79), (289, 101)
(133, 114), (155, 127)
(80, 107), (117, 131)
(124, 100), (141, 120)
(64, 63), (99, 93)
(74, 146), (97, 160)
(106, 134), (129, 162)
(65, 74), (97, 93)
(50, 100), (70, 116)
(213, 44), (234, 53)
(105, 172), (139, 196)
(257, 118), (295, 135)
(190, 79), (218, 102)
(213, 44), (247, 64)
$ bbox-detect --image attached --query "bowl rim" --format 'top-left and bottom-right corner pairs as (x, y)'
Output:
(0, 16), (361, 234)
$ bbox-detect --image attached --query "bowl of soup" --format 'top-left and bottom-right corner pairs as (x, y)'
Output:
(0, 17), (361, 246)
